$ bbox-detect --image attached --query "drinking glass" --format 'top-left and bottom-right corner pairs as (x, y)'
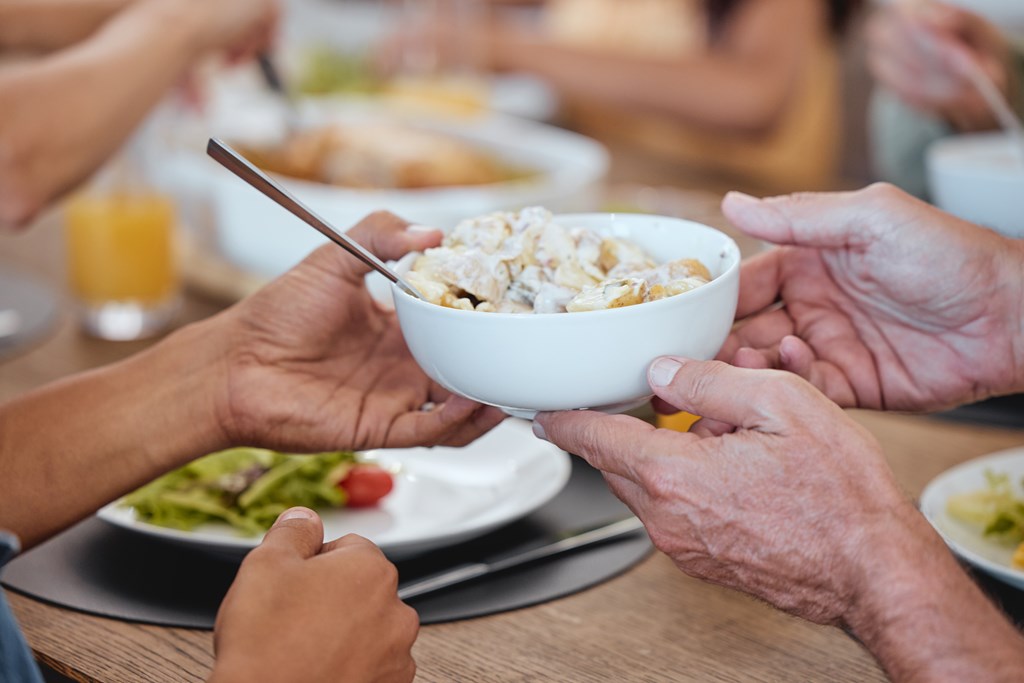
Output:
(63, 151), (181, 340)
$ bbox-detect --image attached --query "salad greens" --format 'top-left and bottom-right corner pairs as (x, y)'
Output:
(946, 470), (1024, 567)
(296, 46), (379, 96)
(123, 447), (359, 536)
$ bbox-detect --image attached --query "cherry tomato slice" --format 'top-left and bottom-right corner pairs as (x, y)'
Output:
(339, 465), (394, 507)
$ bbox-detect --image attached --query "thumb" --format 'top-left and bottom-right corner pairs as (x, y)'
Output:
(722, 185), (902, 249)
(648, 356), (811, 431)
(257, 507), (324, 560)
(304, 211), (443, 283)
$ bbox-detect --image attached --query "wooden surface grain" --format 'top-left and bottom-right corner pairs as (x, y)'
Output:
(3, 194), (1023, 683)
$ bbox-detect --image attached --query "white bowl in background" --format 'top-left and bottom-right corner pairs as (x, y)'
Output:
(391, 213), (741, 419)
(209, 106), (609, 277)
(927, 132), (1024, 238)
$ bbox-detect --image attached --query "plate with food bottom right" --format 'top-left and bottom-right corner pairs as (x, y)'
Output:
(920, 446), (1024, 591)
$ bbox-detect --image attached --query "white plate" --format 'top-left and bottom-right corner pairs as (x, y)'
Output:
(98, 419), (571, 560)
(920, 447), (1024, 591)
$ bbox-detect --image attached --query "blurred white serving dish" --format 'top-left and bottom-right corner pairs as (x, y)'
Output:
(927, 132), (1024, 238)
(391, 213), (741, 419)
(157, 94), (608, 277)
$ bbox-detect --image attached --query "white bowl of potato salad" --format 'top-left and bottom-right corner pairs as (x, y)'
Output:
(391, 208), (740, 418)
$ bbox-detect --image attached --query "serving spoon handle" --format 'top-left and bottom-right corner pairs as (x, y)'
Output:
(206, 138), (427, 301)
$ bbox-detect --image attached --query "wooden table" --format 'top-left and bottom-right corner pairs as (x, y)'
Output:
(3, 196), (1024, 683)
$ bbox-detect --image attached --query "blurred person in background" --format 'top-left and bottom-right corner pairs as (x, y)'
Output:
(473, 0), (864, 191)
(0, 0), (277, 229)
(867, 0), (1024, 198)
(535, 183), (1024, 681)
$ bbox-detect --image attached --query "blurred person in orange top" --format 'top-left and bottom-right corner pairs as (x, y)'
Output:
(471, 0), (865, 191)
(866, 0), (1024, 197)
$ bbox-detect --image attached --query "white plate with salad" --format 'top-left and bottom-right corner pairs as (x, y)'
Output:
(98, 419), (571, 560)
(920, 447), (1024, 591)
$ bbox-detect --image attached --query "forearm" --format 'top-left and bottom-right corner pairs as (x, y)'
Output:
(491, 32), (794, 135)
(846, 512), (1024, 682)
(0, 0), (131, 52)
(0, 0), (207, 228)
(993, 236), (1024, 397)
(0, 317), (233, 548)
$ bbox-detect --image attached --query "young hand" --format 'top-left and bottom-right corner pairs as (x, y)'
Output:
(211, 507), (418, 683)
(213, 211), (505, 452)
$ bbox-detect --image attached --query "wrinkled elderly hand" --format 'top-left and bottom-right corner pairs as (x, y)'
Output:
(718, 183), (1024, 412)
(535, 358), (1024, 681)
(538, 358), (918, 625)
(211, 508), (418, 683)
(214, 211), (505, 452)
(866, 2), (1012, 131)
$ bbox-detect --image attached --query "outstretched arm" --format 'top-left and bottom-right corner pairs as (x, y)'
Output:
(0, 0), (132, 53)
(0, 0), (277, 229)
(536, 359), (1024, 682)
(489, 0), (827, 134)
(0, 214), (503, 549)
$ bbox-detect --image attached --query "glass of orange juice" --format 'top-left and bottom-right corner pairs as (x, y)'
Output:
(64, 186), (180, 340)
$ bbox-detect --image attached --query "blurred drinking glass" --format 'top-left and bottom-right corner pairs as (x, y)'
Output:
(63, 147), (180, 340)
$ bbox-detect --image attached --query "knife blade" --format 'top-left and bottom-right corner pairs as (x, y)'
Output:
(397, 516), (647, 601)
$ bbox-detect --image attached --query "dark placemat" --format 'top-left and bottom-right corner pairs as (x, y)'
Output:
(966, 565), (1024, 628)
(935, 394), (1024, 430)
(2, 456), (652, 629)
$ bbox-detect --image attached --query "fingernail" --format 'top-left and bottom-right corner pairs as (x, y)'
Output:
(532, 419), (548, 442)
(406, 224), (440, 234)
(277, 507), (314, 523)
(649, 357), (684, 387)
(725, 191), (759, 206)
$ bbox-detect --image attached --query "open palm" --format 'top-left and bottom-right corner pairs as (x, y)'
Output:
(718, 184), (1023, 411)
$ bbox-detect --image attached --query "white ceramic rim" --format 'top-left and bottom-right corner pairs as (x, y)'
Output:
(919, 446), (1024, 589)
(926, 131), (1024, 181)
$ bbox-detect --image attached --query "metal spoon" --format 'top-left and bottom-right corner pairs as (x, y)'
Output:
(206, 138), (427, 300)
(255, 52), (301, 136)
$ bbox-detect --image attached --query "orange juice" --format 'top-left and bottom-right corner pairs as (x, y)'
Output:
(656, 411), (702, 432)
(64, 193), (178, 305)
